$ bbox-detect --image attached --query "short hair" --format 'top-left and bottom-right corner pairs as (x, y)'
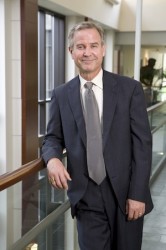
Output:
(68, 21), (105, 49)
(148, 58), (156, 66)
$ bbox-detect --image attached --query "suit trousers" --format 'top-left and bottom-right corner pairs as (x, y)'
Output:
(75, 177), (144, 250)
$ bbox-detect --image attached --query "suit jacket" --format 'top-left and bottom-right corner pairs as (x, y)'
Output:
(42, 70), (153, 215)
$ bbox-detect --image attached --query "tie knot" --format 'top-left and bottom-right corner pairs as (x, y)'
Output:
(85, 82), (93, 90)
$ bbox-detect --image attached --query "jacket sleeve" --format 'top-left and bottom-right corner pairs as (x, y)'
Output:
(128, 82), (152, 202)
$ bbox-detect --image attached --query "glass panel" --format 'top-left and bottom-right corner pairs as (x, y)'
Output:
(2, 158), (68, 249)
(148, 102), (166, 130)
(147, 102), (166, 175)
(35, 211), (79, 250)
(115, 45), (166, 107)
(152, 124), (166, 173)
(45, 14), (54, 99)
(144, 86), (166, 107)
(20, 210), (79, 250)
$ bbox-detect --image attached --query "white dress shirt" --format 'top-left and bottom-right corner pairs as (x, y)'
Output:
(79, 69), (103, 123)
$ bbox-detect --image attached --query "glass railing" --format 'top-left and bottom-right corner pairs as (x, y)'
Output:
(0, 101), (166, 250)
(0, 158), (78, 250)
(147, 101), (166, 180)
(143, 84), (166, 107)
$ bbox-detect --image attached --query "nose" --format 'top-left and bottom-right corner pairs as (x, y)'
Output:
(83, 47), (92, 56)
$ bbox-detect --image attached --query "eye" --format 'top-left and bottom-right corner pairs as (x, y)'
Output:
(91, 43), (98, 48)
(77, 45), (84, 50)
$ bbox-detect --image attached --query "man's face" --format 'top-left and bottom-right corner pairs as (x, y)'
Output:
(69, 28), (106, 79)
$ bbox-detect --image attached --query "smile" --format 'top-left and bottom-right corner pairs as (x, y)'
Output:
(82, 60), (95, 63)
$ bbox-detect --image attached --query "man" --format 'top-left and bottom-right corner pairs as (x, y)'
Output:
(140, 58), (157, 87)
(42, 21), (153, 250)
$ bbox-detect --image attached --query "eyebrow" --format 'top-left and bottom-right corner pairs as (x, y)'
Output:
(76, 42), (100, 46)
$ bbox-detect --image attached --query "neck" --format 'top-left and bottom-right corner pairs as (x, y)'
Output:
(80, 68), (102, 81)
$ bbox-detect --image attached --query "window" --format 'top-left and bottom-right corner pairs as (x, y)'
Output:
(37, 10), (66, 250)
(38, 10), (65, 138)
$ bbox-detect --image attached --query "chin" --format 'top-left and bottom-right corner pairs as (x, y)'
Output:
(82, 66), (95, 72)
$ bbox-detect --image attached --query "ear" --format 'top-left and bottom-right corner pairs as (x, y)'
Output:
(69, 47), (74, 59)
(102, 44), (106, 57)
(68, 47), (72, 54)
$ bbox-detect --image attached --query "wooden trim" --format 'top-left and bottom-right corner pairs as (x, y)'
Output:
(21, 0), (38, 164)
(0, 158), (45, 191)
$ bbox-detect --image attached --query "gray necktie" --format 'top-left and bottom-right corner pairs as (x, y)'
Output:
(84, 82), (106, 185)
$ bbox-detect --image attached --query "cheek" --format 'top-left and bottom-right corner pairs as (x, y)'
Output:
(97, 52), (105, 62)
(71, 51), (80, 61)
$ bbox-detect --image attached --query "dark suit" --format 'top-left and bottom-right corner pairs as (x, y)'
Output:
(42, 70), (153, 249)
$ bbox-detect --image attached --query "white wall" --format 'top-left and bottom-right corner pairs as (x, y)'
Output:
(0, 3), (7, 249)
(0, 0), (7, 175)
(119, 0), (166, 31)
(39, 0), (122, 29)
(0, 0), (22, 248)
(7, 0), (22, 244)
(39, 0), (166, 32)
(104, 30), (115, 72)
(0, 0), (22, 173)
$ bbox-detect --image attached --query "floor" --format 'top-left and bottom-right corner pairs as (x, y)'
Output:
(142, 164), (166, 250)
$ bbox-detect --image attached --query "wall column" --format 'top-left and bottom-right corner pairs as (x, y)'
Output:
(134, 0), (143, 80)
(104, 29), (115, 72)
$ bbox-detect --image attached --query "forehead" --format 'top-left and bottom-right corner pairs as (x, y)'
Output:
(73, 28), (102, 43)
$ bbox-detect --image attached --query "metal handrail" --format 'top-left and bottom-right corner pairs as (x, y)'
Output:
(147, 100), (166, 112)
(9, 199), (71, 250)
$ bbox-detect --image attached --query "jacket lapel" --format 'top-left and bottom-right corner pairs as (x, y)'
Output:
(67, 77), (86, 147)
(67, 72), (118, 150)
(103, 71), (118, 150)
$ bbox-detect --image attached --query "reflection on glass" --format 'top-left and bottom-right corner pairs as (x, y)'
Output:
(116, 45), (166, 107)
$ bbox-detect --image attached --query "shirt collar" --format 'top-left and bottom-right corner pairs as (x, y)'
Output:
(79, 69), (103, 90)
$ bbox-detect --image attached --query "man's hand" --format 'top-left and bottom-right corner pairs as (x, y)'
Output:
(126, 199), (145, 221)
(47, 158), (72, 190)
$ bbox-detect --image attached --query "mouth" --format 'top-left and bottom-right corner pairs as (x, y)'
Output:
(82, 59), (95, 64)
